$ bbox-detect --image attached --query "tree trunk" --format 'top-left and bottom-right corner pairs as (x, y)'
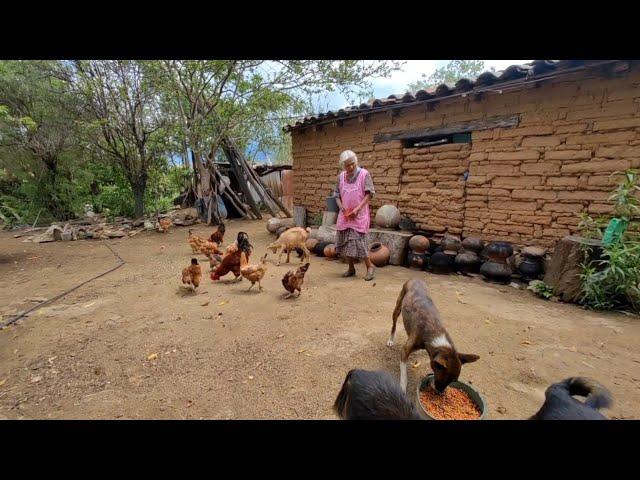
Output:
(132, 180), (147, 218)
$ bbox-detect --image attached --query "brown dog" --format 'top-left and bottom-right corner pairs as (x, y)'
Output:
(387, 278), (479, 393)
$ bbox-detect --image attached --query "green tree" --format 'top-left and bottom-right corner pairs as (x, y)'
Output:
(64, 60), (167, 217)
(0, 60), (82, 220)
(408, 60), (487, 92)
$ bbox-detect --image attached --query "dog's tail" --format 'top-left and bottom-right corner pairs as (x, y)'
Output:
(333, 369), (355, 419)
(564, 377), (613, 410)
(392, 280), (410, 323)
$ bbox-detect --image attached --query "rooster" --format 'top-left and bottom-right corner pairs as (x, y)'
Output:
(209, 222), (226, 246)
(181, 258), (202, 291)
(211, 232), (252, 282)
(282, 263), (310, 299)
(240, 253), (268, 292)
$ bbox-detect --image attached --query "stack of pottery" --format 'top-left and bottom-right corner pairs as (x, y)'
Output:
(368, 242), (391, 267)
(407, 235), (430, 270)
(430, 235), (461, 274)
(480, 241), (514, 283)
(455, 237), (484, 274)
(518, 246), (546, 281)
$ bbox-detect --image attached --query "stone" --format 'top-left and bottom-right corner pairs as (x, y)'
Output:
(543, 235), (603, 303)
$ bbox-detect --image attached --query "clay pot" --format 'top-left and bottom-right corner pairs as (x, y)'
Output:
(429, 251), (456, 274)
(399, 216), (417, 231)
(313, 241), (331, 256)
(441, 235), (462, 255)
(267, 218), (281, 234)
(409, 235), (430, 253)
(522, 246), (546, 258)
(368, 242), (390, 267)
(374, 205), (401, 229)
(324, 244), (337, 259)
(484, 241), (514, 262)
(480, 261), (513, 283)
(462, 237), (484, 254)
(305, 238), (319, 251)
(407, 250), (430, 270)
(455, 251), (481, 274)
(518, 256), (543, 280)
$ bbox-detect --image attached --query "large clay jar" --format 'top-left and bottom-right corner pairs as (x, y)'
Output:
(518, 246), (546, 281)
(480, 261), (513, 283)
(267, 218), (281, 234)
(368, 242), (390, 267)
(407, 250), (430, 270)
(324, 244), (337, 259)
(305, 238), (319, 252)
(313, 241), (331, 257)
(481, 241), (514, 283)
(462, 237), (484, 255)
(441, 235), (462, 254)
(455, 251), (481, 274)
(409, 235), (430, 253)
(430, 251), (456, 274)
(375, 205), (401, 229)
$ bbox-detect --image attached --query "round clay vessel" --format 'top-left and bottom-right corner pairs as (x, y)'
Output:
(305, 238), (319, 251)
(462, 237), (484, 254)
(441, 235), (462, 255)
(480, 261), (513, 283)
(455, 251), (481, 274)
(430, 251), (456, 274)
(522, 246), (546, 259)
(409, 235), (430, 253)
(518, 256), (543, 280)
(267, 218), (281, 234)
(324, 244), (337, 259)
(407, 250), (429, 270)
(374, 205), (401, 229)
(313, 241), (331, 256)
(484, 241), (514, 262)
(368, 242), (390, 267)
(399, 216), (417, 231)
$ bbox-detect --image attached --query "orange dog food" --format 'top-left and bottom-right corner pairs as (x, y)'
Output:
(419, 384), (481, 420)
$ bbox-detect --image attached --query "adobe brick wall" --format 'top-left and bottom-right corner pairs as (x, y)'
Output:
(291, 66), (640, 248)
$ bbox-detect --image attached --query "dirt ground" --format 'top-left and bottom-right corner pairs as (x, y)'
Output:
(0, 219), (638, 420)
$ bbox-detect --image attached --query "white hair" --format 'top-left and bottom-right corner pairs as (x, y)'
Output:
(339, 150), (358, 168)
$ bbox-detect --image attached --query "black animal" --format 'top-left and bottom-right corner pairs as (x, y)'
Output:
(333, 369), (421, 420)
(530, 377), (612, 420)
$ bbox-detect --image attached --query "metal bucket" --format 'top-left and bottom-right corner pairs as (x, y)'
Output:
(416, 374), (487, 420)
(326, 196), (339, 213)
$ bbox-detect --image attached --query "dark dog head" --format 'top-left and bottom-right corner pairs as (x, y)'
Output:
(430, 349), (479, 393)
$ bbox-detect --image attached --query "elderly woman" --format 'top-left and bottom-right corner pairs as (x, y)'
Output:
(333, 150), (376, 281)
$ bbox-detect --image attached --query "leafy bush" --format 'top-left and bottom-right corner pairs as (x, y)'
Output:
(527, 280), (555, 300)
(579, 169), (640, 313)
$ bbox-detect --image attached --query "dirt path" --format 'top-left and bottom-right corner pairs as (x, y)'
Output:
(1, 220), (638, 420)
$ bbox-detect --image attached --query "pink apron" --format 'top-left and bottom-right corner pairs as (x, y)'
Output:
(336, 168), (371, 234)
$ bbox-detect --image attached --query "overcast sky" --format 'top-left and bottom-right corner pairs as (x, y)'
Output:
(314, 60), (531, 112)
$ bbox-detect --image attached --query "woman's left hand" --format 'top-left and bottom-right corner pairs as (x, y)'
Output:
(348, 207), (360, 219)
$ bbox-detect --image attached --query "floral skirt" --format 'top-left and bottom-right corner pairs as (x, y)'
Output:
(335, 228), (368, 259)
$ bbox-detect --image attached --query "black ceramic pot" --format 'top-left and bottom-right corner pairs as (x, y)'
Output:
(480, 261), (513, 283)
(407, 250), (430, 270)
(313, 241), (331, 256)
(485, 241), (514, 261)
(455, 251), (481, 274)
(461, 237), (484, 254)
(430, 251), (456, 274)
(518, 257), (543, 280)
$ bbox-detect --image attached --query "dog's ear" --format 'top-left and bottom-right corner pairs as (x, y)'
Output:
(458, 353), (480, 364)
(431, 352), (448, 370)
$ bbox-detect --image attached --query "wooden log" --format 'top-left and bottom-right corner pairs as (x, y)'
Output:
(373, 115), (519, 143)
(543, 235), (603, 303)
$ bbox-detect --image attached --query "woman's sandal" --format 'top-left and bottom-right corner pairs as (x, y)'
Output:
(342, 269), (356, 278)
(364, 267), (375, 281)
